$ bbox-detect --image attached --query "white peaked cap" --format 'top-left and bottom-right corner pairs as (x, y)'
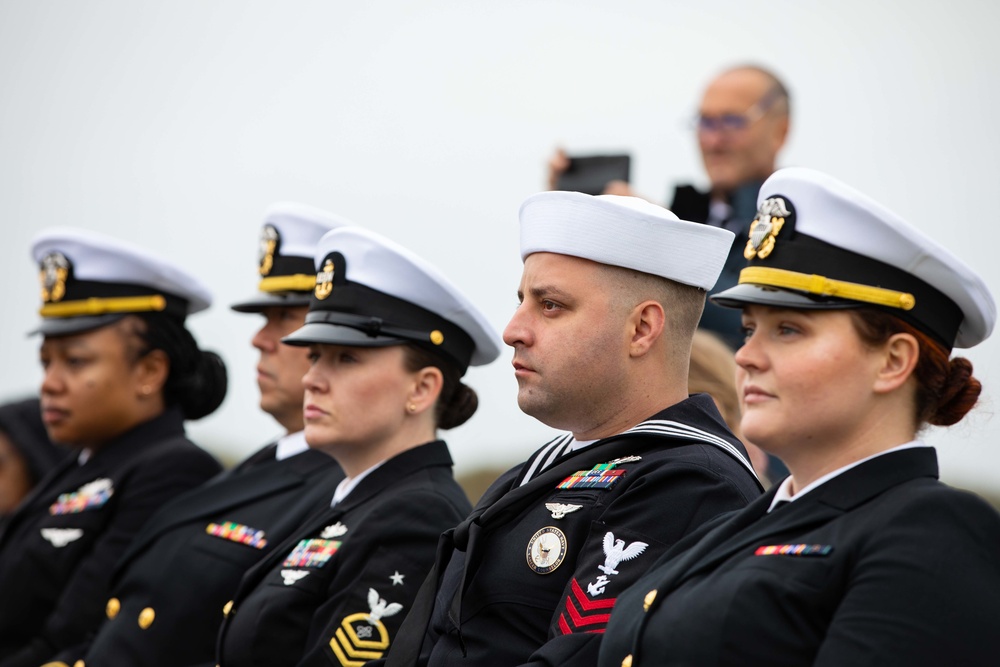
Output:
(284, 227), (502, 371)
(712, 167), (996, 349)
(31, 227), (211, 335)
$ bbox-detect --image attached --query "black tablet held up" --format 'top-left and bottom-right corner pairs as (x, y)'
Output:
(555, 154), (631, 195)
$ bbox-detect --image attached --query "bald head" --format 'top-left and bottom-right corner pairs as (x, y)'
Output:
(697, 65), (790, 196)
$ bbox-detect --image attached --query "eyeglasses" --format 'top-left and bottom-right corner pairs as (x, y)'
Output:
(692, 87), (782, 135)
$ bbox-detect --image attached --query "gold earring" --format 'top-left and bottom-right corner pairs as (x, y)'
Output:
(407, 403), (417, 413)
(141, 386), (152, 396)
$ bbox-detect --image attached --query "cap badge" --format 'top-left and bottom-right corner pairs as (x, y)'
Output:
(314, 258), (335, 300)
(526, 526), (568, 574)
(745, 197), (792, 260)
(39, 252), (70, 303)
(259, 224), (279, 276)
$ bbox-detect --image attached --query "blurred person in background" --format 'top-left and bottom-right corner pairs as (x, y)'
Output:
(0, 228), (225, 667)
(0, 397), (69, 518)
(548, 64), (791, 350)
(689, 329), (770, 484)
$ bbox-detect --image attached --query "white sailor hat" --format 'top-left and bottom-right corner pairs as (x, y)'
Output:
(231, 202), (354, 313)
(282, 227), (502, 373)
(31, 227), (212, 336)
(518, 191), (735, 291)
(711, 167), (996, 350)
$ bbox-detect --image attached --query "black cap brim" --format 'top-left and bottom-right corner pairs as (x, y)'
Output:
(29, 314), (127, 337)
(230, 292), (313, 313)
(710, 283), (860, 311)
(281, 322), (407, 348)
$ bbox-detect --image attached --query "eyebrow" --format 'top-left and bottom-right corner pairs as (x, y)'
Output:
(522, 284), (574, 301)
(41, 337), (92, 352)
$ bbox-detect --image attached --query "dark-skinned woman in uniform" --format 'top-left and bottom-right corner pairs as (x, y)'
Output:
(0, 228), (225, 667)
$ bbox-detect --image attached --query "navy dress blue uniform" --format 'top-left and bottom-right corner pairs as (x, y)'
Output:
(46, 202), (352, 667)
(217, 224), (501, 666)
(380, 188), (759, 667)
(52, 444), (342, 667)
(216, 441), (469, 667)
(1, 226), (229, 667)
(0, 408), (221, 667)
(599, 167), (1000, 667)
(386, 396), (762, 667)
(598, 448), (1000, 667)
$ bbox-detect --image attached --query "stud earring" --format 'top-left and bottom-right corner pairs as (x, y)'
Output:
(407, 403), (417, 413)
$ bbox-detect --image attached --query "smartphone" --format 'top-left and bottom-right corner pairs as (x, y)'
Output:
(555, 154), (631, 196)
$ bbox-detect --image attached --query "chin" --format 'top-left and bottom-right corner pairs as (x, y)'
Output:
(707, 173), (740, 193)
(45, 425), (75, 446)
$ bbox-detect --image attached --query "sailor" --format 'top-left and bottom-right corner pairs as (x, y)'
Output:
(215, 225), (501, 666)
(598, 167), (1000, 667)
(50, 203), (349, 667)
(383, 191), (763, 667)
(0, 228), (225, 667)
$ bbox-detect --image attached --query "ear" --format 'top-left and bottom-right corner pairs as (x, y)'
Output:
(134, 348), (170, 398)
(872, 332), (919, 394)
(407, 366), (444, 415)
(628, 300), (666, 358)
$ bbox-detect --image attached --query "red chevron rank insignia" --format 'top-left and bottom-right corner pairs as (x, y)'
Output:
(557, 578), (617, 635)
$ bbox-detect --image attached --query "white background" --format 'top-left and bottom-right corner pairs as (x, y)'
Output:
(2, 0), (998, 492)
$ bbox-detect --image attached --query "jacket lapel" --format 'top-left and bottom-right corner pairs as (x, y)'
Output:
(656, 447), (940, 594)
(115, 451), (322, 570)
(232, 441), (454, 598)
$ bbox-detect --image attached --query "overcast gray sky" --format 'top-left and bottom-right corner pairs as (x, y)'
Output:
(2, 0), (998, 491)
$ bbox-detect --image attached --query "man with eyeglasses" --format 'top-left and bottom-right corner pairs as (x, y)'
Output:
(548, 65), (790, 350)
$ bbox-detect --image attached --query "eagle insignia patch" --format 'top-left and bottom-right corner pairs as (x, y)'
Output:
(586, 531), (648, 597)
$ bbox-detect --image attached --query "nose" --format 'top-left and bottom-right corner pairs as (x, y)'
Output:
(40, 365), (63, 396)
(699, 127), (728, 151)
(733, 331), (761, 372)
(503, 304), (532, 348)
(301, 361), (322, 393)
(252, 323), (275, 353)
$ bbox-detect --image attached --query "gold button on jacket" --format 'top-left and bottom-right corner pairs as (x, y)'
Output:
(138, 607), (155, 629)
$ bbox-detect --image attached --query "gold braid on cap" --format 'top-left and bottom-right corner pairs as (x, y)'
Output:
(258, 274), (317, 293)
(39, 295), (169, 318)
(739, 266), (916, 310)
